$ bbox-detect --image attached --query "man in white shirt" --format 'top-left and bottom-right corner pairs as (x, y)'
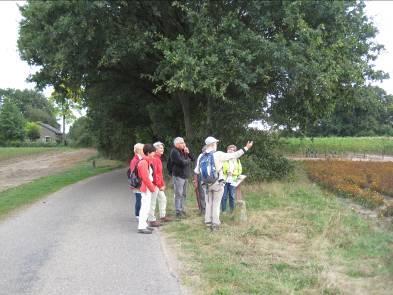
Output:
(194, 137), (253, 230)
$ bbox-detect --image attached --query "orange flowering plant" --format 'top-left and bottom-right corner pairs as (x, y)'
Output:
(304, 160), (393, 208)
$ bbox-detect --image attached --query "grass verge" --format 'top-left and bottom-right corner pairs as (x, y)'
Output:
(0, 147), (73, 161)
(0, 158), (123, 218)
(163, 167), (393, 294)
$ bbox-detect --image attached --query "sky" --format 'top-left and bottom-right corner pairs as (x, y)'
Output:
(0, 1), (393, 95)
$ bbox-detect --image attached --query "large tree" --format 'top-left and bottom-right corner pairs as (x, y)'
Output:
(18, 0), (386, 157)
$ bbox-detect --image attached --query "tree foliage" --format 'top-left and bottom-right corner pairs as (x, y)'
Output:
(0, 88), (57, 127)
(0, 98), (26, 143)
(18, 0), (387, 168)
(25, 121), (41, 141)
(305, 86), (393, 136)
(68, 116), (95, 147)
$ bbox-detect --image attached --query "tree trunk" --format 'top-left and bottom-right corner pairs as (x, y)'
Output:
(178, 92), (193, 140)
(206, 96), (213, 134)
(62, 112), (66, 145)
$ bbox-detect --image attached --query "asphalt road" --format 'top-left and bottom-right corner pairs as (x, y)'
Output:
(0, 169), (182, 295)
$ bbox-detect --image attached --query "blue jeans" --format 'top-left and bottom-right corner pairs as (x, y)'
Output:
(134, 192), (142, 217)
(221, 183), (236, 212)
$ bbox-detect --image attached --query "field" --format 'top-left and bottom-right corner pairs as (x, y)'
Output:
(0, 147), (71, 161)
(281, 137), (393, 156)
(163, 169), (393, 294)
(304, 160), (393, 210)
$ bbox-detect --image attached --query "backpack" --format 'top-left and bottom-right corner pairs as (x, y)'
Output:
(127, 159), (142, 189)
(199, 152), (218, 184)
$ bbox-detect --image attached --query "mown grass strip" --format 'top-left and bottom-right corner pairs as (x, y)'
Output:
(0, 147), (72, 161)
(163, 168), (393, 294)
(0, 158), (123, 217)
(281, 137), (393, 155)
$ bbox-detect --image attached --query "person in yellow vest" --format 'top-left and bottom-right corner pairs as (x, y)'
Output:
(221, 144), (242, 212)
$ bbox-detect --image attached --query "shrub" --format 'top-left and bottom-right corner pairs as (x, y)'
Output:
(238, 130), (294, 181)
(25, 122), (41, 141)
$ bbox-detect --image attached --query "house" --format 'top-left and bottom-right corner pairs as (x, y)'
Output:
(37, 122), (63, 143)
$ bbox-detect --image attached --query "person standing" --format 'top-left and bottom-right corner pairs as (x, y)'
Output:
(148, 141), (172, 227)
(137, 144), (157, 234)
(168, 137), (194, 218)
(221, 145), (242, 212)
(129, 143), (144, 220)
(194, 137), (252, 230)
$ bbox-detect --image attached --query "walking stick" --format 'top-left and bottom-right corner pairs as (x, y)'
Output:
(193, 174), (202, 212)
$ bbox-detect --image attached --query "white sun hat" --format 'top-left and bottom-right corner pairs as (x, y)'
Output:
(205, 136), (219, 145)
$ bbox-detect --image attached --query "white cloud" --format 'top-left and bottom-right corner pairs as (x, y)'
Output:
(365, 1), (393, 94)
(0, 1), (36, 91)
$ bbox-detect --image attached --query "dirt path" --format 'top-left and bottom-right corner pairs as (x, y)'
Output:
(0, 149), (97, 192)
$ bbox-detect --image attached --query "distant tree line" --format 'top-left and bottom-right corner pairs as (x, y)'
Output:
(0, 88), (58, 144)
(282, 85), (393, 137)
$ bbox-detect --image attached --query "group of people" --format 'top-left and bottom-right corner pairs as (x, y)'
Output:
(129, 136), (252, 234)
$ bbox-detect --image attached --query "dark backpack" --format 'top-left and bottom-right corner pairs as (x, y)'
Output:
(199, 152), (218, 184)
(127, 160), (142, 189)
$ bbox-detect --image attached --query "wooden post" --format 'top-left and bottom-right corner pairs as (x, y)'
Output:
(234, 182), (247, 223)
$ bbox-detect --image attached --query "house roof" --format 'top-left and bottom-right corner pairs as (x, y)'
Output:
(37, 122), (62, 135)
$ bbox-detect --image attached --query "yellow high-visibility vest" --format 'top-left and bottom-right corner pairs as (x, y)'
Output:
(222, 159), (242, 181)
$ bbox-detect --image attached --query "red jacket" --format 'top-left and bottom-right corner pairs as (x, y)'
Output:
(152, 153), (165, 189)
(137, 156), (156, 193)
(130, 154), (142, 172)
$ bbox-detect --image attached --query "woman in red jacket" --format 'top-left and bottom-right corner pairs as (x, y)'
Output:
(148, 142), (172, 226)
(137, 144), (157, 234)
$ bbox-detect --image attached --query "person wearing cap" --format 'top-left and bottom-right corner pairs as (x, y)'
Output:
(136, 144), (158, 234)
(148, 141), (172, 226)
(168, 137), (195, 218)
(194, 137), (253, 230)
(129, 143), (144, 220)
(221, 145), (242, 212)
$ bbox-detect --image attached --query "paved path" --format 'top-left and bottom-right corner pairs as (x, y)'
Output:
(0, 169), (181, 295)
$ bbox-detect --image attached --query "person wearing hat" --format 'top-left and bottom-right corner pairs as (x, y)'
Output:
(221, 144), (242, 212)
(194, 137), (253, 230)
(148, 141), (172, 226)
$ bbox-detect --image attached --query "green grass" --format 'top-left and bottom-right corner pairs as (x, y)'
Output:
(163, 167), (393, 294)
(280, 136), (393, 156)
(0, 158), (123, 217)
(0, 147), (73, 161)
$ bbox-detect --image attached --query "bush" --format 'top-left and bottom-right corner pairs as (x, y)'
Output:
(237, 130), (293, 181)
(25, 122), (41, 141)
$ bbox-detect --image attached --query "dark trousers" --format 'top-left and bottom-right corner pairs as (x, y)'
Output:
(221, 183), (236, 212)
(135, 192), (142, 217)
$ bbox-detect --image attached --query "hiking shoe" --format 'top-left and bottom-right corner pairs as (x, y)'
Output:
(148, 221), (161, 227)
(176, 212), (182, 219)
(205, 222), (212, 227)
(147, 226), (155, 231)
(138, 229), (152, 234)
(211, 224), (220, 231)
(160, 216), (173, 222)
